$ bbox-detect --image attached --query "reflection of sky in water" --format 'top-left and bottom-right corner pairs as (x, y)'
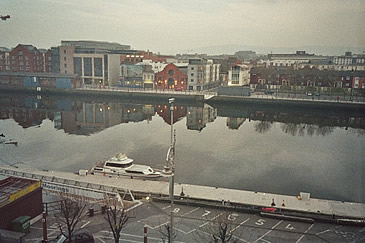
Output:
(0, 114), (364, 203)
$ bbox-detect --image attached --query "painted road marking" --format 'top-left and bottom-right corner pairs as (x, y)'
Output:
(255, 219), (265, 226)
(230, 218), (250, 233)
(181, 207), (200, 217)
(199, 213), (223, 228)
(295, 223), (314, 243)
(254, 220), (283, 243)
(202, 210), (211, 217)
(81, 220), (90, 228)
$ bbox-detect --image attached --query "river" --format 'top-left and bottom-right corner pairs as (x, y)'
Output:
(0, 93), (364, 203)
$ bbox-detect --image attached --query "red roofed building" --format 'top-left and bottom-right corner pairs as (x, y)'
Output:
(155, 63), (187, 91)
(9, 44), (45, 72)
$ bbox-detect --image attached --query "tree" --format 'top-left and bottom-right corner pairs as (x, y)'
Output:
(158, 223), (177, 243)
(196, 211), (240, 243)
(104, 196), (130, 243)
(54, 194), (88, 243)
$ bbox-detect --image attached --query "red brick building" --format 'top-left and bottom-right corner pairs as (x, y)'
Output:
(154, 104), (186, 125)
(9, 44), (45, 72)
(44, 49), (52, 72)
(155, 63), (187, 91)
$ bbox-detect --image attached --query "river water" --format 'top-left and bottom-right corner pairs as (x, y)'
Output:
(0, 93), (364, 203)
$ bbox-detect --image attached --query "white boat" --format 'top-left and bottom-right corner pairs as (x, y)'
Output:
(91, 153), (162, 178)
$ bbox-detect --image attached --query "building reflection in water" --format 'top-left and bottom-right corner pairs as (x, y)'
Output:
(0, 94), (364, 136)
(186, 104), (217, 131)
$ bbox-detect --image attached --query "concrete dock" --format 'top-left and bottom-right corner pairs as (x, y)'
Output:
(0, 165), (364, 220)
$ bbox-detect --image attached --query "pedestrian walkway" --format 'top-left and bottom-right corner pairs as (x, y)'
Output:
(0, 165), (364, 219)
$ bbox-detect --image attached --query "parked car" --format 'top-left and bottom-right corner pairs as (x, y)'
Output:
(306, 92), (313, 96)
(264, 90), (274, 95)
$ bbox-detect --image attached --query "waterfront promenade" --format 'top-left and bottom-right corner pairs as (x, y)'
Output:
(1, 165), (364, 221)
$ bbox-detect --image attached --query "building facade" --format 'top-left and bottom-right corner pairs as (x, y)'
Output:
(9, 44), (45, 72)
(187, 58), (220, 91)
(0, 48), (10, 72)
(268, 51), (329, 67)
(227, 64), (250, 86)
(155, 63), (187, 91)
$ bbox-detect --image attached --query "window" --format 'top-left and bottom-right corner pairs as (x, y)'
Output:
(191, 79), (194, 82)
(64, 49), (66, 54)
(191, 67), (194, 70)
(191, 73), (194, 76)
(64, 56), (66, 61)
(64, 63), (67, 68)
(18, 51), (23, 56)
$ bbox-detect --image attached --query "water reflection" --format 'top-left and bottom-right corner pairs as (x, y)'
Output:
(1, 93), (364, 203)
(0, 94), (364, 136)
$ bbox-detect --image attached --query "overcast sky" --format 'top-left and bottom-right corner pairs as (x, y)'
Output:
(1, 0), (364, 54)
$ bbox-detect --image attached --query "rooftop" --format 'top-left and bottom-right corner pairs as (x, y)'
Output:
(0, 176), (40, 208)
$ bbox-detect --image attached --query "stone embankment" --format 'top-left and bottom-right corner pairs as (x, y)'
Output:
(0, 166), (364, 226)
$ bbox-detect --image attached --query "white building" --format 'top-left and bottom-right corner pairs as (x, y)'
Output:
(138, 60), (167, 73)
(267, 51), (328, 67)
(187, 58), (220, 91)
(227, 64), (250, 86)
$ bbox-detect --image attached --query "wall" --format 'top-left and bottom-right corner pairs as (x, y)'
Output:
(0, 188), (42, 230)
(108, 54), (121, 86)
(218, 86), (251, 97)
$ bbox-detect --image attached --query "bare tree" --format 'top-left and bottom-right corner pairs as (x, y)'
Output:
(196, 211), (240, 243)
(158, 223), (177, 243)
(104, 196), (130, 243)
(54, 194), (88, 242)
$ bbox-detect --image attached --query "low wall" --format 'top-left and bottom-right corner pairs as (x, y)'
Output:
(0, 86), (205, 103)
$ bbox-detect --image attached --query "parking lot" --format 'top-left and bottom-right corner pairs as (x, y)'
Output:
(25, 200), (365, 242)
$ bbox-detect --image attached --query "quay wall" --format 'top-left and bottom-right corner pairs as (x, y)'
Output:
(1, 86), (365, 111)
(208, 95), (365, 111)
(0, 86), (204, 103)
(0, 166), (364, 224)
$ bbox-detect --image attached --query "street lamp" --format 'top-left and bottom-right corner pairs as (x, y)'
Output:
(162, 97), (176, 242)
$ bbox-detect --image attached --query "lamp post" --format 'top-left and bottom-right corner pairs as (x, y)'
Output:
(162, 97), (176, 242)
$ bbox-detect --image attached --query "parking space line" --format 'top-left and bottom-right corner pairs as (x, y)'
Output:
(181, 207), (200, 217)
(254, 220), (283, 243)
(95, 236), (106, 243)
(230, 218), (250, 233)
(126, 201), (143, 212)
(162, 205), (171, 210)
(199, 213), (223, 228)
(81, 220), (90, 228)
(296, 223), (314, 243)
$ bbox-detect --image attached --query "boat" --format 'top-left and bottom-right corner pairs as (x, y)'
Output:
(91, 153), (162, 178)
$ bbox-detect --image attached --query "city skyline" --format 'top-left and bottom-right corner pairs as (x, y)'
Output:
(1, 0), (365, 55)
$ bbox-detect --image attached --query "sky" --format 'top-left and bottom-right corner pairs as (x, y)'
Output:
(1, 0), (365, 55)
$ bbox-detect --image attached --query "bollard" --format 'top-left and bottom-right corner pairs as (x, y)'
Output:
(144, 225), (147, 243)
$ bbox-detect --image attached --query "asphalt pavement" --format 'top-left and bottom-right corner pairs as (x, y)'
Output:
(25, 200), (365, 243)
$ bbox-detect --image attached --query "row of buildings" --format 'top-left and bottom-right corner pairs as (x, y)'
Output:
(1, 41), (365, 91)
